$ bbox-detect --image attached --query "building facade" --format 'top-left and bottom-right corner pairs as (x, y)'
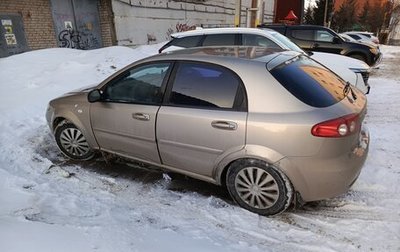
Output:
(0, 0), (115, 57)
(274, 0), (304, 24)
(110, 0), (275, 46)
(0, 0), (276, 57)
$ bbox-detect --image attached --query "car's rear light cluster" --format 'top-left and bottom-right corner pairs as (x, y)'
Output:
(311, 114), (360, 138)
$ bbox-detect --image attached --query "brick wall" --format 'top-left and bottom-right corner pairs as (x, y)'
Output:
(0, 0), (116, 51)
(98, 0), (116, 47)
(0, 0), (57, 50)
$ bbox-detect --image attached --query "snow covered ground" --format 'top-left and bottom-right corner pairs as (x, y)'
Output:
(0, 44), (399, 252)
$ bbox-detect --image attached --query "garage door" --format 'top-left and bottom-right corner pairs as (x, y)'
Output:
(0, 14), (29, 58)
(50, 0), (102, 49)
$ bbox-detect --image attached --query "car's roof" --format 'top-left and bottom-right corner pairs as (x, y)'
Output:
(344, 33), (370, 39)
(140, 46), (300, 71)
(345, 31), (374, 35)
(259, 24), (329, 29)
(171, 27), (279, 38)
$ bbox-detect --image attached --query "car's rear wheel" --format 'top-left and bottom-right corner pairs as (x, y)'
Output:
(55, 122), (95, 160)
(226, 159), (293, 215)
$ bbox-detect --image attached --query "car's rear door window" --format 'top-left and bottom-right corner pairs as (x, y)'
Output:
(167, 62), (246, 111)
(242, 34), (281, 49)
(170, 35), (203, 48)
(348, 34), (361, 40)
(202, 34), (236, 46)
(270, 55), (346, 107)
(291, 29), (314, 41)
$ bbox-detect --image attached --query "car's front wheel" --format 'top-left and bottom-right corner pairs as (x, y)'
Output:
(226, 159), (293, 215)
(55, 122), (95, 160)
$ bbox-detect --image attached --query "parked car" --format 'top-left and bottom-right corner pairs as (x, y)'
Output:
(159, 27), (371, 93)
(259, 24), (382, 66)
(340, 33), (360, 42)
(46, 46), (369, 216)
(340, 33), (378, 48)
(344, 31), (379, 45)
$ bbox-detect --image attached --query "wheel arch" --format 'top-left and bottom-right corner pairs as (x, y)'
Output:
(52, 111), (99, 149)
(52, 116), (67, 131)
(224, 157), (294, 215)
(213, 144), (286, 186)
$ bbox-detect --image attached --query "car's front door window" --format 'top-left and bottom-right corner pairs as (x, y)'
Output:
(315, 30), (334, 42)
(242, 34), (281, 49)
(103, 63), (171, 104)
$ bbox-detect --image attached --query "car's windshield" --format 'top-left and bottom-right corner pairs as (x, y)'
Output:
(269, 31), (304, 53)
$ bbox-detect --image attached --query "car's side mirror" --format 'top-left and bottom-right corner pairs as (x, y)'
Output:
(332, 37), (341, 44)
(88, 89), (102, 103)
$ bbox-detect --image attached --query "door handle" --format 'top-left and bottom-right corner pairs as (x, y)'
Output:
(132, 113), (150, 121)
(312, 43), (320, 48)
(211, 121), (237, 130)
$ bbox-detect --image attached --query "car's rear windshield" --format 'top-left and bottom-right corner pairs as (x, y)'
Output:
(270, 55), (346, 107)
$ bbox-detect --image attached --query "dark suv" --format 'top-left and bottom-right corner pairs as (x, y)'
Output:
(259, 24), (381, 66)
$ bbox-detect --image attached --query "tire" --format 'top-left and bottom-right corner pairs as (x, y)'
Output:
(55, 122), (95, 160)
(226, 159), (293, 216)
(348, 54), (367, 63)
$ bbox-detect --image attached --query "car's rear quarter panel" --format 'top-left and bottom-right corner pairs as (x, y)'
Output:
(239, 59), (369, 201)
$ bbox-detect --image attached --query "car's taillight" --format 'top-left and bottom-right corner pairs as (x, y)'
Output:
(311, 114), (360, 138)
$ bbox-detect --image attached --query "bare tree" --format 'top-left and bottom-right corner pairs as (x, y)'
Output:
(388, 3), (400, 44)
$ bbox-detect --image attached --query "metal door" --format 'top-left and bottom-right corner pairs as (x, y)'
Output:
(157, 107), (247, 178)
(90, 103), (161, 164)
(90, 62), (172, 164)
(156, 61), (247, 178)
(310, 29), (343, 54)
(0, 14), (29, 57)
(50, 0), (102, 49)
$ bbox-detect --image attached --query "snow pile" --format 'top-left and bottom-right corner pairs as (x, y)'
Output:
(0, 44), (399, 252)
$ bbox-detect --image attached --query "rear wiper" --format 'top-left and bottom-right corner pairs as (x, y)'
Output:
(343, 81), (357, 100)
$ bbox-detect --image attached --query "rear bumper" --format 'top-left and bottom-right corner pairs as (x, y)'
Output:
(277, 126), (369, 202)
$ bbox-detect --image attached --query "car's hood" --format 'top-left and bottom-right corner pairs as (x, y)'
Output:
(66, 83), (98, 94)
(355, 40), (377, 48)
(311, 52), (370, 71)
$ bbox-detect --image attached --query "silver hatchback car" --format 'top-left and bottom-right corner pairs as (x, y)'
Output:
(46, 47), (369, 215)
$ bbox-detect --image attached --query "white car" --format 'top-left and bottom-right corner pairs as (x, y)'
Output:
(159, 28), (371, 94)
(340, 33), (378, 48)
(343, 31), (379, 45)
